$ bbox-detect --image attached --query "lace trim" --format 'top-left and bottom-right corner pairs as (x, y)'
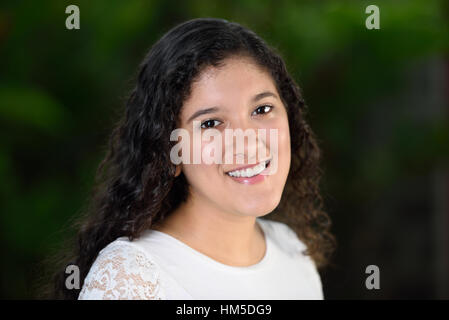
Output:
(78, 241), (165, 300)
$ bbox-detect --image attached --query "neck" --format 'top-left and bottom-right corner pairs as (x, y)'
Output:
(153, 193), (266, 266)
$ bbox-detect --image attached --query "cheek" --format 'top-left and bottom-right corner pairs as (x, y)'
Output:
(279, 119), (291, 161)
(181, 134), (222, 188)
(184, 128), (223, 165)
(182, 163), (219, 196)
(263, 115), (291, 171)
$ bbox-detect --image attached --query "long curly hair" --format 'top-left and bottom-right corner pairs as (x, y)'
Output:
(46, 17), (336, 299)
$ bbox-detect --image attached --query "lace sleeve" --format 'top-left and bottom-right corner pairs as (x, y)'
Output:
(78, 241), (166, 300)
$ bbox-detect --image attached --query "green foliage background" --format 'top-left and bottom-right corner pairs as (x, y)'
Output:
(0, 0), (448, 298)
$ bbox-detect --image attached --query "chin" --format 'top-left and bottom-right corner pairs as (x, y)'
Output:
(233, 193), (282, 217)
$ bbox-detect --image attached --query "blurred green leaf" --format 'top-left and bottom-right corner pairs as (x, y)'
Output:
(0, 86), (68, 134)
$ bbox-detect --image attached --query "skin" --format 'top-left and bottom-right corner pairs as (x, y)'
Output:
(153, 56), (291, 267)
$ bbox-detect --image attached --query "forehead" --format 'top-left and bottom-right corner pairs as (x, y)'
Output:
(180, 56), (278, 117)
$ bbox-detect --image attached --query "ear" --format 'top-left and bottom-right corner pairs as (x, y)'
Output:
(174, 165), (181, 177)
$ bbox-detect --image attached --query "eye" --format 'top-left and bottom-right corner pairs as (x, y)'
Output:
(252, 105), (273, 116)
(200, 119), (222, 129)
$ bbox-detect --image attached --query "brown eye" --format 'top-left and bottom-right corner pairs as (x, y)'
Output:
(200, 119), (222, 129)
(252, 105), (273, 116)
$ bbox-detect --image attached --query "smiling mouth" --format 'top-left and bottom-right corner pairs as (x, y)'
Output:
(225, 160), (271, 178)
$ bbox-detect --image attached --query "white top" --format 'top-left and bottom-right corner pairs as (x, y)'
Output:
(78, 217), (324, 300)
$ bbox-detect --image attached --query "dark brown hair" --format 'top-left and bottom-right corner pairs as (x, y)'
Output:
(45, 17), (336, 299)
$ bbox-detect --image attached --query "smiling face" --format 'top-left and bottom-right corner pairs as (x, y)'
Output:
(177, 56), (291, 217)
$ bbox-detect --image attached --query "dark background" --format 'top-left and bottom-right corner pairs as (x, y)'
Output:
(0, 0), (448, 299)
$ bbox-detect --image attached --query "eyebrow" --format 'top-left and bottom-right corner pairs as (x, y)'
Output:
(252, 91), (278, 102)
(187, 106), (220, 123)
(186, 91), (278, 123)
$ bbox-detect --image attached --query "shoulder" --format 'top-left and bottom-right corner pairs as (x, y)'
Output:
(259, 218), (324, 298)
(257, 217), (308, 256)
(78, 238), (166, 300)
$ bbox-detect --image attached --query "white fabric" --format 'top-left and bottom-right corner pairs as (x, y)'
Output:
(78, 217), (324, 300)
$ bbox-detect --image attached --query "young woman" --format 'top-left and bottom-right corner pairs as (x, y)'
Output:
(52, 18), (335, 300)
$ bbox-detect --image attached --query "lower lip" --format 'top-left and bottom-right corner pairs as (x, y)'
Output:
(226, 166), (270, 185)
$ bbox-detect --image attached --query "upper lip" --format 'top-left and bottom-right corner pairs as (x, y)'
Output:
(224, 158), (271, 173)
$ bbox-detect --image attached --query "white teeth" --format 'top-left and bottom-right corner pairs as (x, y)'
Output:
(227, 161), (267, 178)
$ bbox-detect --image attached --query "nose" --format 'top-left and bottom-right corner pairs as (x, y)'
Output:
(223, 117), (268, 165)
